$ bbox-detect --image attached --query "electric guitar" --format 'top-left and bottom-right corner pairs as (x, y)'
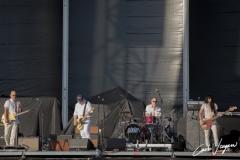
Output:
(200, 106), (237, 130)
(1, 109), (33, 124)
(76, 107), (94, 130)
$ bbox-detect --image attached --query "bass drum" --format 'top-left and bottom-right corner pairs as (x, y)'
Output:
(125, 124), (141, 144)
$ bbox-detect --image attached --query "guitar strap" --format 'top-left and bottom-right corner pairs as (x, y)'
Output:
(82, 100), (88, 117)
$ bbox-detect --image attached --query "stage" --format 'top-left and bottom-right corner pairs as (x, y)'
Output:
(0, 148), (240, 160)
(0, 151), (240, 160)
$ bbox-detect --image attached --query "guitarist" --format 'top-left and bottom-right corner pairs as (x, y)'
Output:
(199, 94), (222, 151)
(3, 90), (22, 146)
(73, 94), (93, 139)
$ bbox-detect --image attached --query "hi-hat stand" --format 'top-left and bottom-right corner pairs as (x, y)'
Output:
(118, 111), (130, 139)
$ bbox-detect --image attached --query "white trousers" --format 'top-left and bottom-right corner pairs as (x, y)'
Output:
(204, 123), (219, 147)
(80, 119), (91, 139)
(4, 124), (18, 146)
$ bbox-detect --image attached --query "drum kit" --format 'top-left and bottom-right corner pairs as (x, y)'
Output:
(118, 110), (175, 144)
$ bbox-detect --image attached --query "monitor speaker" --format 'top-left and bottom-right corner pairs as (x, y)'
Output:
(69, 138), (95, 151)
(104, 138), (126, 151)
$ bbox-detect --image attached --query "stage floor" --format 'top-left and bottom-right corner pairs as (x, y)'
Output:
(0, 150), (240, 160)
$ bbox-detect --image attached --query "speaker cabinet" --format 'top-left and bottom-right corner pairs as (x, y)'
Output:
(104, 138), (126, 151)
(18, 137), (40, 151)
(186, 111), (205, 151)
(69, 138), (95, 151)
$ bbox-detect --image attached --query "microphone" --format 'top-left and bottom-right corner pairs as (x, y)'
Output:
(198, 97), (200, 100)
(155, 89), (163, 104)
(102, 98), (104, 102)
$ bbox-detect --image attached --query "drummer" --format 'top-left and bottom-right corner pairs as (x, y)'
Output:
(145, 97), (161, 119)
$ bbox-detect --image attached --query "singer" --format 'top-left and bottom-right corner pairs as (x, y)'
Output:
(145, 97), (161, 119)
(73, 94), (93, 139)
(3, 90), (23, 146)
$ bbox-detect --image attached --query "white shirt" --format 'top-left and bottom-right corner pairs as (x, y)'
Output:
(73, 100), (93, 119)
(4, 99), (21, 124)
(201, 102), (218, 119)
(145, 104), (161, 117)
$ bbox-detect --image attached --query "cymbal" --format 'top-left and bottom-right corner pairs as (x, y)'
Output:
(120, 111), (130, 114)
(125, 116), (141, 120)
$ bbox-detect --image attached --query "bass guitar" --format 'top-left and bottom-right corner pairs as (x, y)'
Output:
(200, 106), (237, 130)
(76, 107), (94, 130)
(1, 109), (33, 124)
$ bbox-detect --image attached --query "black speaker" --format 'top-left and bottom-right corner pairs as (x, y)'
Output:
(69, 138), (95, 151)
(104, 138), (126, 151)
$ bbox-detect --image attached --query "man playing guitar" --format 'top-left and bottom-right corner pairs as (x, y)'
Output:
(4, 90), (23, 146)
(73, 94), (93, 139)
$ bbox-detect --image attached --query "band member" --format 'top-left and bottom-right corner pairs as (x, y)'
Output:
(199, 94), (222, 151)
(73, 94), (93, 139)
(145, 97), (161, 118)
(4, 90), (22, 146)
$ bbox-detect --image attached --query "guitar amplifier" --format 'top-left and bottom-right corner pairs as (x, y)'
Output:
(187, 101), (204, 110)
(18, 136), (40, 151)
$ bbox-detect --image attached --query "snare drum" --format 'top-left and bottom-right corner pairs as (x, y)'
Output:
(125, 124), (141, 144)
(144, 116), (157, 125)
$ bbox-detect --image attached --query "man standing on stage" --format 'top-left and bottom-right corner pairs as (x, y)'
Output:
(4, 90), (22, 146)
(73, 94), (93, 139)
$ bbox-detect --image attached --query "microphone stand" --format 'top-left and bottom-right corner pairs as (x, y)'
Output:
(197, 97), (200, 148)
(101, 98), (105, 148)
(156, 90), (163, 105)
(97, 96), (101, 126)
(37, 98), (44, 151)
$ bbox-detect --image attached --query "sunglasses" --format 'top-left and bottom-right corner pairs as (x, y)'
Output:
(152, 101), (157, 103)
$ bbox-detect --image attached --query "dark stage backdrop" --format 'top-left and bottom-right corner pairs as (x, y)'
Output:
(0, 97), (62, 137)
(190, 0), (240, 111)
(0, 1), (62, 102)
(68, 0), (184, 117)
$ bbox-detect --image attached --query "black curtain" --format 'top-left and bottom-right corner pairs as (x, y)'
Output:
(190, 0), (240, 112)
